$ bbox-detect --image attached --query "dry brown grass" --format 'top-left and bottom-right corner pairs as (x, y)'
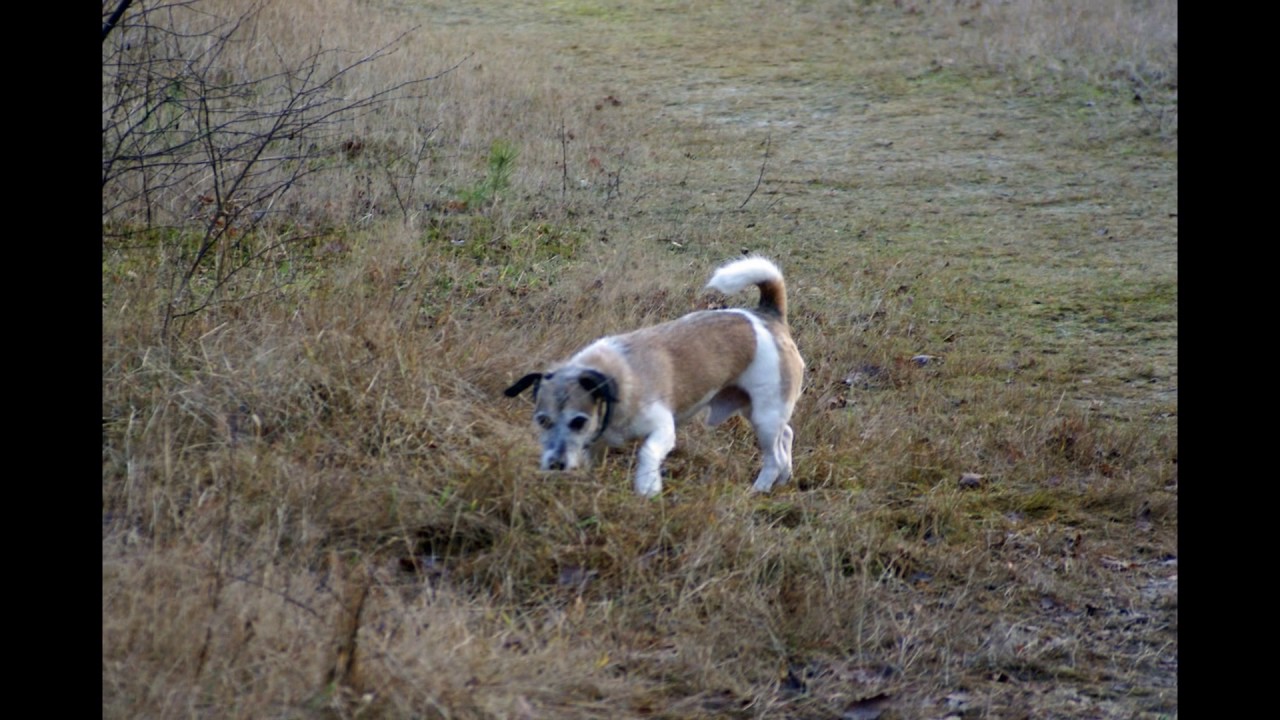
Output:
(104, 1), (1176, 718)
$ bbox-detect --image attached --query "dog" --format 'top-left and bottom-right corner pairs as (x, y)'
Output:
(504, 256), (804, 497)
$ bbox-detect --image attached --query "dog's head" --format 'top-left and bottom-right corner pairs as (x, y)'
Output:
(504, 367), (617, 472)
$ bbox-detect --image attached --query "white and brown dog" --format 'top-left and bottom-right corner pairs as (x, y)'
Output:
(504, 256), (804, 497)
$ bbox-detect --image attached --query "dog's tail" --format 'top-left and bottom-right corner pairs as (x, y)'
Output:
(706, 256), (790, 321)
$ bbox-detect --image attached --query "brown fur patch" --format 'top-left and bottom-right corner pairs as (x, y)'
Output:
(604, 311), (757, 418)
(757, 278), (787, 320)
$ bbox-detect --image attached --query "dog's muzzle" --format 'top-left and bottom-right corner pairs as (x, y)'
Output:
(541, 442), (576, 472)
(537, 438), (586, 471)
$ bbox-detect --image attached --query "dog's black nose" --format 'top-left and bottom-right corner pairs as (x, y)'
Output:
(547, 459), (565, 471)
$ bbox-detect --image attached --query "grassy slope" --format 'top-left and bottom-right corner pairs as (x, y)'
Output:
(103, 1), (1176, 718)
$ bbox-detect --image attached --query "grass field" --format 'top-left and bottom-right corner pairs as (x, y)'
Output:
(103, 1), (1177, 717)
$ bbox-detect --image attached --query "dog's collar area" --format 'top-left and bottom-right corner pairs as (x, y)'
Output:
(591, 395), (614, 444)
(573, 369), (616, 445)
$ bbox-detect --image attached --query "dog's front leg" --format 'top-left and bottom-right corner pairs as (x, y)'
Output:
(633, 413), (676, 498)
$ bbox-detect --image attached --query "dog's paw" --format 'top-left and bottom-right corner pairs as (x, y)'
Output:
(752, 474), (778, 493)
(634, 473), (663, 498)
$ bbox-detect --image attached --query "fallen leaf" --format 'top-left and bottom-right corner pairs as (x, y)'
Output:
(842, 693), (891, 720)
(1136, 502), (1153, 532)
(1100, 556), (1138, 571)
(944, 690), (972, 711)
(780, 666), (807, 695)
(836, 665), (896, 685)
(558, 564), (597, 587)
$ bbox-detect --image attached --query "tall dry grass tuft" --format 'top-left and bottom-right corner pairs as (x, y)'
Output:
(953, 0), (1177, 88)
(946, 0), (1178, 138)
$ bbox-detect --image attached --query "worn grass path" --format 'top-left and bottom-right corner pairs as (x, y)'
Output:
(408, 0), (1176, 407)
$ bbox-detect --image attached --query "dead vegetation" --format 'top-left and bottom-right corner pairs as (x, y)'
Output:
(103, 1), (1176, 718)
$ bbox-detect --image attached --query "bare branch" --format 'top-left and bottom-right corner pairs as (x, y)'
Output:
(739, 132), (771, 210)
(103, 1), (463, 337)
(102, 0), (134, 43)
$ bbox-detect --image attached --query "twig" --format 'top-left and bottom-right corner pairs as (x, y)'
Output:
(102, 0), (134, 42)
(605, 164), (623, 203)
(739, 132), (771, 210)
(194, 404), (241, 681)
(224, 573), (322, 618)
(560, 117), (569, 204)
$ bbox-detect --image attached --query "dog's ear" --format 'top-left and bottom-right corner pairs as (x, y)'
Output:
(504, 373), (544, 398)
(578, 370), (617, 404)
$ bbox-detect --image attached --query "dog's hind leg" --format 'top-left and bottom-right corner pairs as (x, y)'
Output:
(706, 387), (750, 426)
(774, 424), (795, 486)
(750, 412), (790, 493)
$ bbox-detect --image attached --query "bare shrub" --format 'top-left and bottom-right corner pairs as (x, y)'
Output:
(102, 0), (454, 335)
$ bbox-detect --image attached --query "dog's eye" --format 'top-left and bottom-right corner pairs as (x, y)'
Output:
(568, 416), (588, 432)
(535, 414), (553, 429)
